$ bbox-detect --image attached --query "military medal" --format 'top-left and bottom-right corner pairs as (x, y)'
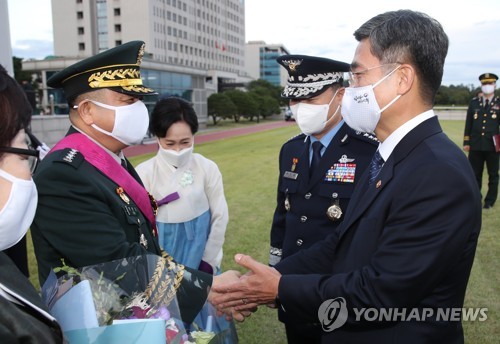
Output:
(326, 200), (342, 221)
(284, 194), (291, 211)
(139, 233), (148, 249)
(116, 186), (130, 204)
(291, 158), (298, 172)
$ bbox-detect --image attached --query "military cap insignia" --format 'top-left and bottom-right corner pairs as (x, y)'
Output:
(282, 59), (303, 72)
(137, 43), (145, 65)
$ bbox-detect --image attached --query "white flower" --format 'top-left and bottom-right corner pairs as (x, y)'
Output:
(180, 170), (194, 187)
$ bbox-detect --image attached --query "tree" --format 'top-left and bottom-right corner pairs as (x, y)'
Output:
(224, 90), (258, 122)
(12, 56), (32, 84)
(207, 93), (237, 125)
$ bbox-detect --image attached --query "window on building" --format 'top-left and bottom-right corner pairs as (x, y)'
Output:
(77, 11), (83, 19)
(115, 24), (121, 32)
(76, 0), (82, 3)
(114, 8), (120, 16)
(115, 40), (122, 46)
(78, 27), (84, 35)
(79, 42), (85, 50)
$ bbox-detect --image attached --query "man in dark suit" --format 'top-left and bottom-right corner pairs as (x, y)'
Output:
(30, 41), (235, 323)
(463, 73), (499, 209)
(270, 55), (377, 343)
(212, 10), (482, 343)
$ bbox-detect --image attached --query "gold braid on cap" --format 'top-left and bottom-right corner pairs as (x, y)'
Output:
(88, 68), (142, 88)
(144, 251), (184, 307)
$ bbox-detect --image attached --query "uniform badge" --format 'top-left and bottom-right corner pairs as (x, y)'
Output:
(282, 59), (303, 72)
(324, 162), (356, 183)
(376, 180), (382, 189)
(284, 195), (290, 211)
(326, 199), (342, 221)
(284, 171), (298, 180)
(139, 233), (148, 249)
(338, 155), (355, 163)
(474, 112), (478, 119)
(291, 158), (298, 172)
(116, 186), (130, 204)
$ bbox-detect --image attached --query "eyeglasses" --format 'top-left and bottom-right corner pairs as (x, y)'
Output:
(348, 63), (399, 85)
(0, 132), (41, 174)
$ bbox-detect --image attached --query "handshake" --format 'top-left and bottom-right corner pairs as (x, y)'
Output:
(207, 254), (282, 322)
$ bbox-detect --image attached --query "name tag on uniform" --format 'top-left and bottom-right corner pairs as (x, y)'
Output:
(284, 171), (298, 180)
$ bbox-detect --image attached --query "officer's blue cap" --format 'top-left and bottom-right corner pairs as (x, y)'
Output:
(277, 54), (349, 99)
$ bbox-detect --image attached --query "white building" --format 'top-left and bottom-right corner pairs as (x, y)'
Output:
(245, 40), (289, 87)
(23, 0), (251, 126)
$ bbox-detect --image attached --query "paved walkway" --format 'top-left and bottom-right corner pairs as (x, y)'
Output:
(124, 119), (295, 157)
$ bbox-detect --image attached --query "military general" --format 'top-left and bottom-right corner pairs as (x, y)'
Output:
(30, 41), (234, 323)
(269, 54), (378, 344)
(463, 72), (499, 209)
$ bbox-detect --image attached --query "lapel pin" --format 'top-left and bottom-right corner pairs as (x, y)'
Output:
(376, 180), (382, 189)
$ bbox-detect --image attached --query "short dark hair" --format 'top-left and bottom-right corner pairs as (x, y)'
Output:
(354, 10), (449, 105)
(0, 65), (33, 153)
(149, 97), (199, 137)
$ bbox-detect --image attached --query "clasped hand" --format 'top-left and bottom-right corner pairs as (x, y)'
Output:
(209, 254), (281, 322)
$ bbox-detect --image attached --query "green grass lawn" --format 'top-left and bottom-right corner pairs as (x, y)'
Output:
(28, 119), (498, 343)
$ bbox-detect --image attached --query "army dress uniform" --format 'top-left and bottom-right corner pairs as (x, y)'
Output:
(30, 41), (211, 324)
(463, 73), (500, 208)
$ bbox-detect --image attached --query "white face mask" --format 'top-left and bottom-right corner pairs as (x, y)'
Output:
(157, 144), (193, 168)
(0, 168), (38, 250)
(341, 65), (401, 134)
(291, 90), (339, 136)
(481, 84), (495, 96)
(85, 100), (150, 146)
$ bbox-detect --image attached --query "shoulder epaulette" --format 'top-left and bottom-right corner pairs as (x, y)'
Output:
(52, 148), (85, 169)
(285, 132), (306, 143)
(350, 131), (380, 145)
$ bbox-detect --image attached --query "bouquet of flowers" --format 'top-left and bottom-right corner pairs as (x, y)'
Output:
(42, 254), (190, 343)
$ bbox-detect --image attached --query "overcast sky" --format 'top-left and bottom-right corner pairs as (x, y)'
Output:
(7, 0), (500, 87)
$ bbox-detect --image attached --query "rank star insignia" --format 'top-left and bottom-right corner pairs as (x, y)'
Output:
(116, 186), (130, 204)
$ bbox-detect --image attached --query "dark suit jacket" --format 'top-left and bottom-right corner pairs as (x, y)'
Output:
(270, 124), (378, 265)
(0, 253), (63, 343)
(31, 128), (211, 323)
(276, 117), (482, 343)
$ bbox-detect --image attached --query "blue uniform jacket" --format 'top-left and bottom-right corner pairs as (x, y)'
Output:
(269, 123), (378, 266)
